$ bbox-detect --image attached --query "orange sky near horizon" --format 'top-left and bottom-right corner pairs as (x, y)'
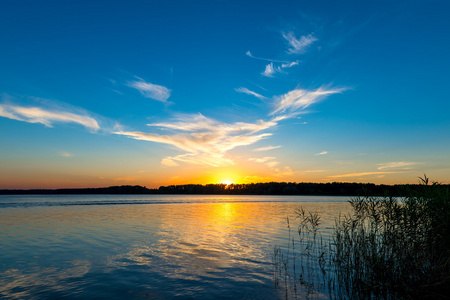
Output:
(1, 1), (449, 190)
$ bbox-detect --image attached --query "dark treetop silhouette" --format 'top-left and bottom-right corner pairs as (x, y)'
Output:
(2, 182), (448, 196)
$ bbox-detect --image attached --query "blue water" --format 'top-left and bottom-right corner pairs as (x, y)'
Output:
(0, 195), (350, 299)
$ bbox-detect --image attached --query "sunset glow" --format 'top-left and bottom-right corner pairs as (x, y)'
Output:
(1, 2), (450, 298)
(0, 1), (449, 189)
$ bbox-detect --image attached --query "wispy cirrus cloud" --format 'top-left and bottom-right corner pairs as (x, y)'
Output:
(249, 156), (279, 169)
(261, 61), (300, 77)
(245, 51), (290, 63)
(115, 113), (278, 167)
(249, 157), (276, 163)
(316, 151), (328, 156)
(272, 87), (344, 116)
(377, 161), (422, 170)
(281, 61), (300, 68)
(328, 161), (419, 179)
(127, 78), (171, 103)
(0, 103), (100, 131)
(115, 83), (342, 168)
(147, 113), (278, 134)
(248, 159), (289, 178)
(282, 32), (318, 54)
(235, 87), (267, 100)
(161, 158), (180, 167)
(262, 63), (276, 77)
(163, 153), (235, 168)
(245, 50), (300, 77)
(328, 171), (400, 179)
(254, 145), (281, 152)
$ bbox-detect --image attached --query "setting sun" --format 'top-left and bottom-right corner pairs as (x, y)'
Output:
(1, 1), (450, 299)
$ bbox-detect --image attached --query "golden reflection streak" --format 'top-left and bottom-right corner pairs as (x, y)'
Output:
(115, 201), (290, 281)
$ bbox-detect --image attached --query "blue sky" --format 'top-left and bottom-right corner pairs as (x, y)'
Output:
(1, 0), (449, 188)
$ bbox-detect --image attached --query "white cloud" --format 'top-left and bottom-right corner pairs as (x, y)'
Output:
(0, 83), (344, 171)
(249, 157), (276, 163)
(254, 145), (281, 152)
(315, 151), (328, 156)
(281, 61), (299, 68)
(261, 60), (300, 77)
(272, 87), (344, 116)
(235, 87), (267, 100)
(246, 48), (300, 78)
(115, 113), (278, 167)
(164, 153), (234, 167)
(0, 103), (100, 131)
(282, 32), (318, 54)
(249, 156), (280, 169)
(262, 63), (276, 77)
(377, 161), (421, 170)
(148, 113), (277, 135)
(161, 158), (180, 167)
(328, 171), (400, 179)
(245, 50), (290, 63)
(127, 79), (171, 102)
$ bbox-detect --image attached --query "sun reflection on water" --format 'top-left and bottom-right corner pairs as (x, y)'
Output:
(0, 195), (351, 299)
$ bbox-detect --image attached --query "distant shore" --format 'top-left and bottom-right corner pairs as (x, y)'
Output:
(2, 182), (448, 196)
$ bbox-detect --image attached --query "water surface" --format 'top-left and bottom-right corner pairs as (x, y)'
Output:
(0, 195), (351, 299)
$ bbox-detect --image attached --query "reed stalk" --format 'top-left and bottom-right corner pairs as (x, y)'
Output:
(274, 176), (450, 299)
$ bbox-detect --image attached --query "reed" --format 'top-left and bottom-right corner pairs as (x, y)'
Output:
(274, 176), (450, 299)
(274, 208), (336, 299)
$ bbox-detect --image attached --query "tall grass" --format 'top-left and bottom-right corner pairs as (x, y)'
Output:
(274, 176), (450, 299)
(274, 208), (336, 299)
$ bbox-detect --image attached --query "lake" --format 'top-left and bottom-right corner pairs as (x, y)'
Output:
(0, 195), (351, 299)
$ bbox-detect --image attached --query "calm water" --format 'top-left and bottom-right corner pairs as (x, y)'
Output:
(0, 195), (351, 299)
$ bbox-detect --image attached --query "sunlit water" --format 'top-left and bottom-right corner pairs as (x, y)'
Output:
(0, 195), (351, 299)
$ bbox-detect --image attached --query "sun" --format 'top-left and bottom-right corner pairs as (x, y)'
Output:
(220, 180), (233, 185)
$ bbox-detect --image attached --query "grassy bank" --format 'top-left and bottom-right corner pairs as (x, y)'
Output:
(274, 176), (450, 299)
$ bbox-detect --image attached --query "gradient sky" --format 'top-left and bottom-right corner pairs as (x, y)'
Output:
(1, 0), (449, 189)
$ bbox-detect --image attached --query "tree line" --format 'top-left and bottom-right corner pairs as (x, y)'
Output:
(2, 182), (448, 196)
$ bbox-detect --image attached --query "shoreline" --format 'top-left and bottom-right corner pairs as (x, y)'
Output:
(2, 182), (447, 196)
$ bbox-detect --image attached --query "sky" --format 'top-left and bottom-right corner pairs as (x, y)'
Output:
(1, 0), (449, 189)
